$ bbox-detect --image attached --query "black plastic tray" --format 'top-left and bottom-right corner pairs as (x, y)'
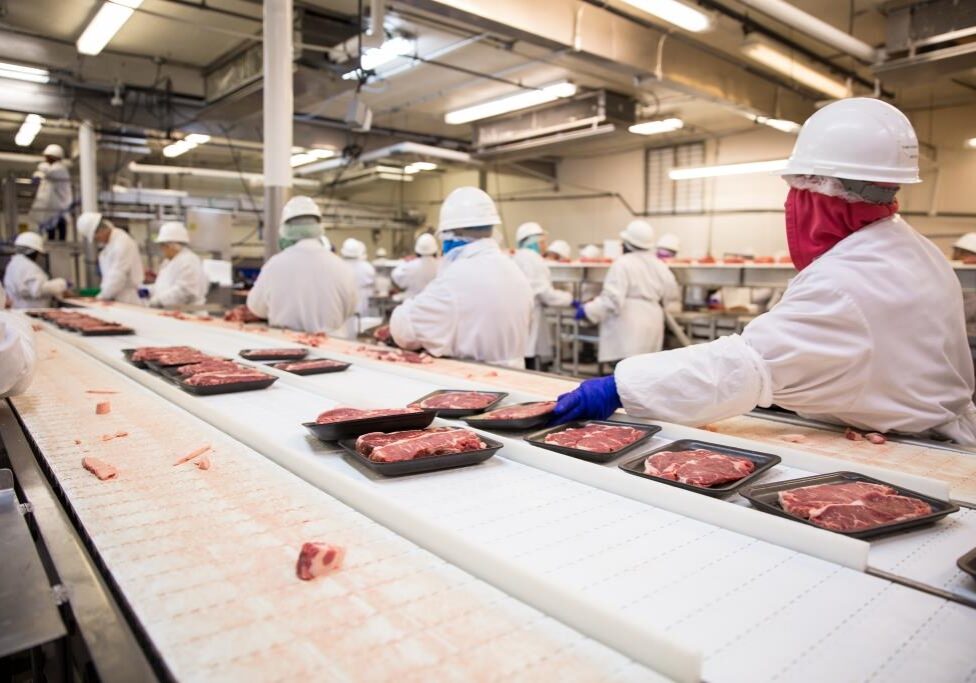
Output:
(304, 409), (437, 441)
(337, 431), (502, 476)
(269, 358), (350, 375)
(408, 390), (508, 417)
(958, 546), (976, 580)
(156, 361), (240, 382)
(619, 439), (782, 498)
(740, 471), (960, 539)
(462, 402), (555, 431)
(176, 375), (277, 396)
(121, 348), (147, 368)
(79, 326), (134, 336)
(239, 348), (308, 361)
(525, 420), (661, 464)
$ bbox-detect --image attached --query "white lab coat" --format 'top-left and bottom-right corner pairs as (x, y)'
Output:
(247, 238), (358, 333)
(615, 215), (976, 445)
(30, 160), (72, 225)
(0, 311), (36, 397)
(513, 248), (572, 359)
(389, 239), (532, 368)
(391, 256), (439, 300)
(345, 258), (376, 317)
(151, 247), (208, 308)
(3, 253), (64, 308)
(97, 228), (145, 305)
(583, 250), (679, 362)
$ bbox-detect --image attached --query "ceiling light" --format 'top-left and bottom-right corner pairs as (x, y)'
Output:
(15, 114), (44, 147)
(620, 0), (711, 32)
(669, 158), (788, 180)
(162, 133), (210, 158)
(406, 161), (437, 172)
(965, 137), (976, 149)
(127, 161), (321, 188)
(77, 0), (143, 56)
(290, 148), (336, 167)
(752, 115), (801, 134)
(742, 36), (849, 100)
(0, 61), (50, 84)
(628, 117), (684, 136)
(445, 81), (578, 125)
(342, 36), (415, 80)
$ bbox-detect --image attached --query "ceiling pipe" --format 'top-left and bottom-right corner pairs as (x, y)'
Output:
(734, 0), (881, 64)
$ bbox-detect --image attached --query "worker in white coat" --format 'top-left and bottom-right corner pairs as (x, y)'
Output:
(247, 196), (357, 334)
(340, 238), (375, 317)
(574, 220), (679, 365)
(552, 98), (976, 445)
(391, 233), (439, 300)
(952, 233), (976, 261)
(513, 222), (572, 368)
(0, 300), (36, 397)
(30, 144), (73, 241)
(149, 222), (208, 308)
(389, 187), (532, 368)
(77, 212), (145, 305)
(544, 239), (571, 262)
(3, 232), (67, 308)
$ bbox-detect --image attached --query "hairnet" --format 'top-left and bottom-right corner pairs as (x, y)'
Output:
(784, 174), (898, 205)
(280, 215), (323, 242)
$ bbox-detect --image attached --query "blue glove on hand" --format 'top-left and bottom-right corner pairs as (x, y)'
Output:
(550, 375), (622, 425)
(573, 300), (588, 321)
(138, 287), (150, 299)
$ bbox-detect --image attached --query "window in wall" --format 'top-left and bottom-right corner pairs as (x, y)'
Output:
(645, 142), (705, 214)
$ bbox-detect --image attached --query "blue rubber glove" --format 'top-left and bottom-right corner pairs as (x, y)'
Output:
(550, 375), (622, 425)
(573, 300), (588, 321)
(138, 287), (150, 299)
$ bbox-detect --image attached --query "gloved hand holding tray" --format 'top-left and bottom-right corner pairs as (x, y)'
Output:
(408, 390), (507, 417)
(337, 427), (502, 476)
(304, 407), (437, 441)
(525, 420), (660, 464)
(462, 401), (555, 430)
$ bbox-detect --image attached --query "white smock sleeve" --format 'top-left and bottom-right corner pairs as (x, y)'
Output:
(583, 260), (626, 323)
(0, 312), (37, 397)
(245, 264), (272, 319)
(389, 276), (457, 355)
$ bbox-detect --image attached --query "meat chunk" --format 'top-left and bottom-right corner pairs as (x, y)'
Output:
(240, 348), (307, 359)
(474, 402), (555, 421)
(131, 346), (196, 362)
(778, 482), (896, 519)
(95, 401), (111, 415)
(82, 457), (118, 481)
(174, 444), (212, 466)
(176, 360), (244, 376)
(183, 370), (272, 386)
(644, 449), (756, 487)
(865, 432), (887, 445)
(273, 359), (347, 372)
(194, 454), (212, 470)
(223, 305), (263, 323)
(355, 427), (486, 463)
(808, 491), (932, 532)
(844, 427), (864, 441)
(416, 391), (499, 410)
(315, 407), (422, 424)
(296, 542), (345, 580)
(543, 424), (645, 453)
(355, 345), (433, 364)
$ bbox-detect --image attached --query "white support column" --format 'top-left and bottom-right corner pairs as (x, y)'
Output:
(78, 120), (99, 287)
(262, 0), (294, 260)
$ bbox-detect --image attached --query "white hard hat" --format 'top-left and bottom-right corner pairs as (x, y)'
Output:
(77, 212), (103, 242)
(14, 231), (45, 254)
(437, 187), (501, 233)
(43, 144), (64, 159)
(154, 221), (190, 244)
(281, 195), (321, 224)
(515, 221), (545, 244)
(340, 238), (366, 259)
(415, 233), (438, 256)
(780, 98), (921, 184)
(954, 233), (976, 254)
(620, 220), (655, 250)
(546, 239), (571, 260)
(580, 244), (602, 259)
(656, 233), (680, 253)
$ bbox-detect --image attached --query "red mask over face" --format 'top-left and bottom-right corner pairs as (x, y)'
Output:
(784, 188), (898, 271)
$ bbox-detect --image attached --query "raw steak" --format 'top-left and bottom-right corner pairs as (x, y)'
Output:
(95, 401), (111, 415)
(316, 407), (423, 424)
(154, 350), (216, 366)
(415, 392), (499, 410)
(131, 346), (196, 362)
(543, 424), (645, 453)
(644, 449), (756, 487)
(82, 456), (118, 481)
(808, 491), (932, 532)
(355, 427), (486, 463)
(240, 348), (307, 358)
(273, 359), (346, 372)
(778, 482), (897, 519)
(183, 370), (271, 386)
(224, 305), (263, 323)
(475, 402), (556, 420)
(355, 345), (433, 364)
(176, 360), (243, 376)
(296, 542), (345, 580)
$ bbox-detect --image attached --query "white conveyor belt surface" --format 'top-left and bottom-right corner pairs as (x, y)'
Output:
(39, 308), (976, 682)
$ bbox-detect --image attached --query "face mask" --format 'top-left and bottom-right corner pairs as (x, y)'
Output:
(656, 249), (674, 259)
(442, 238), (470, 258)
(278, 236), (297, 251)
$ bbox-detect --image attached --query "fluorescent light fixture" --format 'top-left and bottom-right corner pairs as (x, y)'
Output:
(290, 148), (336, 167)
(445, 81), (578, 125)
(342, 36), (414, 80)
(77, 0), (143, 56)
(127, 161), (321, 188)
(620, 0), (711, 32)
(965, 137), (976, 149)
(628, 117), (684, 136)
(669, 158), (788, 180)
(0, 61), (50, 84)
(742, 36), (849, 100)
(405, 161), (437, 172)
(15, 114), (44, 147)
(752, 115), (801, 134)
(162, 133), (210, 158)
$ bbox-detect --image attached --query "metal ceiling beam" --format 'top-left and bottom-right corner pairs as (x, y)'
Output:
(394, 0), (816, 124)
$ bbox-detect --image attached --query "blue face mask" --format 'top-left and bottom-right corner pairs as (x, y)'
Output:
(442, 238), (470, 258)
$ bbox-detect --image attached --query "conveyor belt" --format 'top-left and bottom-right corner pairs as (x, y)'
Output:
(34, 308), (976, 682)
(11, 334), (660, 682)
